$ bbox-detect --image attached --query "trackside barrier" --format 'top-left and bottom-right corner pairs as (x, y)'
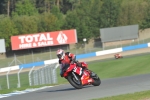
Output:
(148, 43), (150, 47)
(122, 43), (148, 51)
(17, 67), (23, 88)
(28, 63), (58, 86)
(96, 48), (122, 56)
(0, 43), (149, 73)
(6, 68), (11, 89)
(0, 66), (19, 73)
(29, 66), (35, 86)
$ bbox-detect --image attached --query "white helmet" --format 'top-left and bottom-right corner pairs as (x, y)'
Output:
(56, 49), (65, 59)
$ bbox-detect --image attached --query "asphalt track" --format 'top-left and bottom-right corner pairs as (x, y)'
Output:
(1, 73), (150, 100)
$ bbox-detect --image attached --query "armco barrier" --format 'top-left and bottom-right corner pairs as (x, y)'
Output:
(96, 48), (122, 56)
(122, 43), (148, 51)
(0, 65), (19, 72)
(148, 43), (150, 47)
(44, 59), (58, 65)
(76, 52), (96, 59)
(1, 42), (150, 73)
(19, 61), (44, 69)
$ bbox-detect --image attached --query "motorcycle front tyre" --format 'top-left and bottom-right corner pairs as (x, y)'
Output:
(67, 74), (83, 89)
(92, 74), (101, 86)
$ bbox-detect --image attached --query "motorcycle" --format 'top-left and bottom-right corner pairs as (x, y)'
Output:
(114, 53), (123, 59)
(61, 61), (101, 89)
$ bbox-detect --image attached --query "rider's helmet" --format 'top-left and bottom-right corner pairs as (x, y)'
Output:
(56, 49), (65, 60)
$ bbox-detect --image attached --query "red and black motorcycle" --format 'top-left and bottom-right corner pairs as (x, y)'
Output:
(61, 61), (101, 89)
(114, 53), (123, 59)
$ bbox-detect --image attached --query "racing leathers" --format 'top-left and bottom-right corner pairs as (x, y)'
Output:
(58, 52), (78, 77)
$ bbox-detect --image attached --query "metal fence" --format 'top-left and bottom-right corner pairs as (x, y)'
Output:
(0, 63), (58, 90)
(29, 63), (58, 86)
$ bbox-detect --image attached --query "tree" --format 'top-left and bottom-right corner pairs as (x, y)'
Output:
(117, 0), (147, 26)
(139, 0), (150, 29)
(0, 17), (18, 48)
(12, 0), (38, 16)
(51, 5), (64, 29)
(38, 13), (59, 32)
(88, 0), (103, 38)
(66, 0), (80, 10)
(13, 15), (38, 34)
(99, 0), (120, 28)
(0, 0), (11, 16)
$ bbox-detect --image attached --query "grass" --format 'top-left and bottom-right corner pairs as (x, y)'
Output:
(1, 53), (150, 95)
(92, 90), (150, 100)
(88, 54), (150, 79)
(0, 72), (29, 90)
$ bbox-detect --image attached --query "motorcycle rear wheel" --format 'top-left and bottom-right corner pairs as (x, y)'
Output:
(67, 73), (83, 89)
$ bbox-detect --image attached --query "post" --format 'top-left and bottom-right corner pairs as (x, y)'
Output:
(83, 38), (87, 53)
(28, 66), (35, 86)
(7, 0), (10, 17)
(41, 68), (45, 85)
(49, 47), (52, 59)
(103, 42), (105, 50)
(14, 53), (17, 65)
(55, 63), (59, 69)
(45, 67), (48, 84)
(0, 68), (2, 90)
(17, 67), (23, 88)
(52, 66), (57, 84)
(33, 70), (38, 86)
(120, 36), (122, 47)
(39, 69), (42, 85)
(32, 50), (34, 62)
(35, 70), (39, 85)
(6, 68), (11, 89)
(24, 55), (26, 64)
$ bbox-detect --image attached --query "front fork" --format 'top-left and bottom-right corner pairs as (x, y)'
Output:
(72, 72), (79, 81)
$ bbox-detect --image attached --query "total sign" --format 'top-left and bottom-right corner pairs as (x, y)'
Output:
(11, 29), (77, 50)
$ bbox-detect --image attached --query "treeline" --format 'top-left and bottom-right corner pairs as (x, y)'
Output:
(0, 0), (150, 50)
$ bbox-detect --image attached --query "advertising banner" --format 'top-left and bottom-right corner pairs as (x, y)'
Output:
(11, 29), (77, 50)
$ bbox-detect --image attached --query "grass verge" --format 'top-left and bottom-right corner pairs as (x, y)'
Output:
(92, 90), (150, 100)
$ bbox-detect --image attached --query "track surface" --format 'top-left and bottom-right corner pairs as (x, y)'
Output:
(1, 74), (150, 100)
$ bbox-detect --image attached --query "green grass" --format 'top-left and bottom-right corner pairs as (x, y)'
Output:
(92, 90), (150, 100)
(1, 54), (150, 95)
(89, 54), (150, 79)
(0, 72), (29, 90)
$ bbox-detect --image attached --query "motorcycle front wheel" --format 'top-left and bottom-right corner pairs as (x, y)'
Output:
(67, 73), (83, 89)
(91, 72), (101, 86)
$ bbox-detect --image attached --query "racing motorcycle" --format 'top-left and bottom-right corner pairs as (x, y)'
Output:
(114, 53), (123, 59)
(61, 61), (101, 89)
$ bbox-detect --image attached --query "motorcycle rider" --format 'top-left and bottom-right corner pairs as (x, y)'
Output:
(56, 49), (80, 76)
(56, 49), (94, 85)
